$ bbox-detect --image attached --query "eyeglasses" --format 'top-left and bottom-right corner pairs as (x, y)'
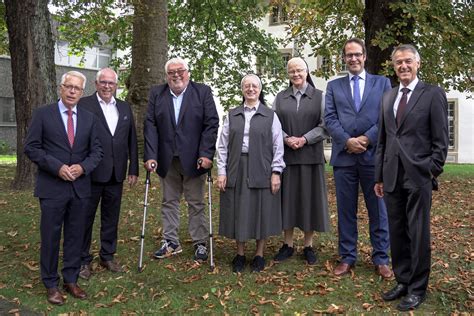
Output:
(167, 69), (187, 76)
(61, 84), (83, 92)
(98, 80), (117, 86)
(394, 58), (416, 66)
(345, 52), (364, 59)
(287, 68), (306, 75)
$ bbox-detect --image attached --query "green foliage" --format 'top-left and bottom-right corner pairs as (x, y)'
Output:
(0, 1), (9, 55)
(168, 0), (286, 109)
(287, 0), (473, 93)
(53, 0), (286, 111)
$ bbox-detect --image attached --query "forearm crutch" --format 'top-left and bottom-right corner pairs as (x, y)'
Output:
(206, 168), (215, 271)
(138, 162), (155, 272)
(198, 159), (215, 271)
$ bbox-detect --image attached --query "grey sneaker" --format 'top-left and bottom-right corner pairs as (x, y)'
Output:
(154, 240), (182, 259)
(194, 243), (208, 261)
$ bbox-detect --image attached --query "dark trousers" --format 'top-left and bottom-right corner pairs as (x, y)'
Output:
(40, 192), (86, 288)
(333, 164), (390, 265)
(384, 162), (432, 296)
(81, 178), (123, 264)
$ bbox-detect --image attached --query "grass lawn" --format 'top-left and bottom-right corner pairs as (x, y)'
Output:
(0, 163), (472, 314)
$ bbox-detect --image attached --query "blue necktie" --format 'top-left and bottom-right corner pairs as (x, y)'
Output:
(352, 75), (361, 112)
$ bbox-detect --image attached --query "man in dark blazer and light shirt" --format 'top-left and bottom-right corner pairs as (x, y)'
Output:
(24, 71), (103, 305)
(375, 44), (449, 311)
(144, 57), (219, 261)
(324, 38), (393, 279)
(78, 68), (138, 279)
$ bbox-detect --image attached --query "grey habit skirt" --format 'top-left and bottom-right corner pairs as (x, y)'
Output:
(219, 155), (282, 242)
(281, 164), (330, 232)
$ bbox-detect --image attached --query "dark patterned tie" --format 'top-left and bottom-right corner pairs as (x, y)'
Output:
(67, 109), (74, 147)
(352, 75), (361, 111)
(396, 88), (410, 126)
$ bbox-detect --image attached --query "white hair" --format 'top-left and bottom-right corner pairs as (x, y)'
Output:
(61, 71), (87, 89)
(165, 57), (189, 72)
(96, 68), (118, 82)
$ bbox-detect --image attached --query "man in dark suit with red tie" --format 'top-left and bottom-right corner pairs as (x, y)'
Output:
(375, 44), (449, 311)
(78, 68), (138, 279)
(24, 71), (103, 305)
(144, 57), (219, 261)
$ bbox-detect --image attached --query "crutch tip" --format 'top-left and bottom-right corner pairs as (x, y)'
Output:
(210, 265), (215, 272)
(138, 267), (143, 273)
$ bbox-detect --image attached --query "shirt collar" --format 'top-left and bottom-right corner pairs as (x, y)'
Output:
(58, 99), (77, 114)
(244, 102), (259, 112)
(399, 77), (419, 92)
(96, 92), (116, 105)
(170, 86), (188, 98)
(292, 82), (308, 96)
(349, 70), (366, 81)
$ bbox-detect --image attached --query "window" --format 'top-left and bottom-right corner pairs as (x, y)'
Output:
(256, 51), (292, 76)
(270, 2), (289, 25)
(55, 41), (111, 69)
(0, 97), (15, 126)
(447, 100), (456, 150)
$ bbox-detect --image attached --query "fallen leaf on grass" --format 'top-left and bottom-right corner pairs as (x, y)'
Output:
(21, 261), (39, 271)
(283, 296), (295, 304)
(159, 300), (171, 309)
(202, 293), (209, 300)
(7, 309), (19, 314)
(7, 231), (17, 237)
(21, 284), (33, 289)
(326, 304), (344, 314)
(182, 274), (201, 283)
(164, 264), (176, 272)
(95, 303), (110, 308)
(362, 303), (374, 311)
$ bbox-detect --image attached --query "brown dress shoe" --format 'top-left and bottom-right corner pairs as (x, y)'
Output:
(334, 262), (353, 276)
(47, 287), (64, 305)
(100, 259), (123, 272)
(63, 283), (87, 299)
(376, 264), (394, 279)
(79, 264), (92, 280)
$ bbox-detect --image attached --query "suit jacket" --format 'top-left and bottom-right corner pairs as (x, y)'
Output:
(325, 73), (392, 166)
(144, 81), (219, 178)
(24, 103), (103, 198)
(375, 81), (449, 191)
(78, 93), (138, 183)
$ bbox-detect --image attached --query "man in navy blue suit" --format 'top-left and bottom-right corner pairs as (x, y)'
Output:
(78, 68), (138, 279)
(325, 38), (392, 278)
(24, 71), (103, 305)
(144, 57), (219, 261)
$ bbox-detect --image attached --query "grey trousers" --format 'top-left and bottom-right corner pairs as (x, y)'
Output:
(159, 157), (208, 246)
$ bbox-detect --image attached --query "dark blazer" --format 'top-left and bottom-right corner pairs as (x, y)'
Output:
(375, 81), (449, 191)
(325, 73), (392, 166)
(144, 81), (219, 178)
(78, 93), (138, 182)
(24, 103), (103, 198)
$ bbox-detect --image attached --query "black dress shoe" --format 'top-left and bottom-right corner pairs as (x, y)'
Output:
(382, 283), (407, 301)
(397, 293), (425, 311)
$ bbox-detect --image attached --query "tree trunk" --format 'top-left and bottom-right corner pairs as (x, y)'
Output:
(126, 0), (168, 155)
(5, 0), (57, 189)
(363, 0), (414, 86)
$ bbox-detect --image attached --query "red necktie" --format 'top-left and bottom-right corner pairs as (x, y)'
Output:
(396, 88), (410, 126)
(67, 109), (74, 147)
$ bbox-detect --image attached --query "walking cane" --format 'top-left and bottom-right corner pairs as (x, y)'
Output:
(198, 159), (215, 271)
(138, 162), (155, 272)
